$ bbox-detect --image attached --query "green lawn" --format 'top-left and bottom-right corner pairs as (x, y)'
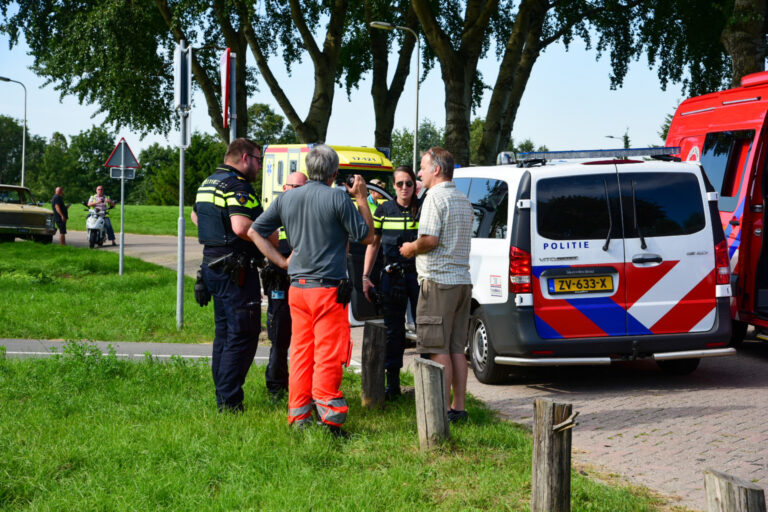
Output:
(0, 242), (214, 343)
(0, 347), (667, 511)
(62, 204), (197, 237)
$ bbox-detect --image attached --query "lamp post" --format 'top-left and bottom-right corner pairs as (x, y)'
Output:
(369, 21), (420, 171)
(0, 76), (27, 187)
(606, 130), (630, 150)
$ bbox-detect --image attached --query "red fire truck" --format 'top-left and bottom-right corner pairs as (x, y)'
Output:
(667, 70), (768, 345)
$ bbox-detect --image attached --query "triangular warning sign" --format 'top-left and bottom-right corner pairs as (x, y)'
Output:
(104, 138), (141, 168)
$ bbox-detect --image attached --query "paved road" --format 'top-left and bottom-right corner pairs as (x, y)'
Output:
(65, 230), (202, 277)
(10, 232), (768, 510)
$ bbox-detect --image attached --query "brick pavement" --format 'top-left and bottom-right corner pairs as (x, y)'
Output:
(351, 327), (768, 511)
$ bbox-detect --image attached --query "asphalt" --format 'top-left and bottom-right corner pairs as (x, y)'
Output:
(5, 231), (768, 511)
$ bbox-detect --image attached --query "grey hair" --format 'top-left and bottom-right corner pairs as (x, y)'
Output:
(305, 144), (339, 182)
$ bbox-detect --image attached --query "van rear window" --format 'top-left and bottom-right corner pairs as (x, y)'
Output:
(699, 130), (754, 212)
(622, 172), (705, 237)
(454, 177), (508, 239)
(536, 174), (620, 240)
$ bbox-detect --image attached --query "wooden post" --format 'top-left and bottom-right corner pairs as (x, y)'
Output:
(704, 469), (766, 512)
(361, 320), (386, 409)
(531, 399), (576, 512)
(413, 357), (449, 450)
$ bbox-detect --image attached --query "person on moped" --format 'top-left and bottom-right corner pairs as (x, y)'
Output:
(362, 165), (421, 399)
(87, 185), (116, 246)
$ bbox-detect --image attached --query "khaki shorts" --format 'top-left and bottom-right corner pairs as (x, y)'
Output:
(416, 280), (472, 355)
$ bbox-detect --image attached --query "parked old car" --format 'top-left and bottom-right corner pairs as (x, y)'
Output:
(0, 184), (55, 243)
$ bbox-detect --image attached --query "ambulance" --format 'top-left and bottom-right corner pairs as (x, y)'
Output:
(261, 144), (395, 323)
(666, 71), (768, 346)
(456, 148), (734, 383)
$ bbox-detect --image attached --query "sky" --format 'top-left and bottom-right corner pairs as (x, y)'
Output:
(0, 28), (686, 161)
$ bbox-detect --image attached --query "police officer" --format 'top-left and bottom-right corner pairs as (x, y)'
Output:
(191, 138), (264, 413)
(362, 165), (421, 399)
(262, 171), (307, 402)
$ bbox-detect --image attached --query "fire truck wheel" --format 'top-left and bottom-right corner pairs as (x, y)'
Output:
(656, 358), (701, 375)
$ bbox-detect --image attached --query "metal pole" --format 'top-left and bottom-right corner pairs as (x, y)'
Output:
(0, 77), (26, 186)
(119, 140), (125, 275)
(177, 39), (188, 331)
(229, 52), (237, 142)
(177, 110), (187, 330)
(413, 32), (419, 172)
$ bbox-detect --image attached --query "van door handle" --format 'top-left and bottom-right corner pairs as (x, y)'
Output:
(632, 255), (662, 264)
(729, 218), (740, 226)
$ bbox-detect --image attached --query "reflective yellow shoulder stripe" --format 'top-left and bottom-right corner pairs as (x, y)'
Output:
(195, 191), (226, 207)
(279, 228), (287, 240)
(381, 220), (418, 230)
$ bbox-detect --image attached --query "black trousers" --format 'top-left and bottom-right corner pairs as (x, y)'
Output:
(265, 285), (292, 393)
(202, 264), (261, 410)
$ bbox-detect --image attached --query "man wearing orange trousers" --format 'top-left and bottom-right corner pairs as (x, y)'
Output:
(248, 144), (374, 436)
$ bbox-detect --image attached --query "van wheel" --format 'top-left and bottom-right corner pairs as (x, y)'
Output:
(469, 308), (508, 384)
(730, 320), (748, 348)
(656, 358), (700, 375)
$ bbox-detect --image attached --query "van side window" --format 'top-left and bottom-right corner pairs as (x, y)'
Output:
(537, 174), (620, 240)
(290, 160), (297, 173)
(699, 130), (754, 212)
(621, 172), (705, 237)
(277, 161), (284, 185)
(457, 178), (508, 239)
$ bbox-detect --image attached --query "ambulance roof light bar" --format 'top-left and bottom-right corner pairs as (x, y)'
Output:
(516, 147), (681, 162)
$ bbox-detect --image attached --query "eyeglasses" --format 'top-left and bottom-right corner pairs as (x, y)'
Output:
(395, 180), (414, 188)
(285, 184), (302, 188)
(247, 153), (262, 164)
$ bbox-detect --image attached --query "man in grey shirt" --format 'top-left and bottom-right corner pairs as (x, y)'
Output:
(248, 144), (374, 436)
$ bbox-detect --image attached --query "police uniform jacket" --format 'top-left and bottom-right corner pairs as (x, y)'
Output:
(194, 164), (263, 259)
(373, 199), (420, 266)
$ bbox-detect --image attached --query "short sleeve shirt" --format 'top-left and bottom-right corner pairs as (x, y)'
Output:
(51, 194), (67, 221)
(373, 199), (419, 265)
(252, 181), (369, 281)
(416, 181), (473, 285)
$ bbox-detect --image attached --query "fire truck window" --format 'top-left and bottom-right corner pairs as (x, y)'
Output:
(537, 174), (621, 240)
(621, 172), (705, 237)
(277, 161), (284, 185)
(700, 130), (754, 212)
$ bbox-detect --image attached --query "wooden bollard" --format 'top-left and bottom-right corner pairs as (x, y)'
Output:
(704, 469), (766, 512)
(531, 399), (577, 512)
(413, 357), (449, 450)
(361, 320), (386, 409)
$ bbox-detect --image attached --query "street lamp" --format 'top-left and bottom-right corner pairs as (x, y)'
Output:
(606, 130), (630, 150)
(369, 21), (420, 172)
(0, 76), (27, 187)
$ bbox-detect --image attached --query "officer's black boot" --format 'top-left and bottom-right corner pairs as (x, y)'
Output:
(385, 368), (401, 401)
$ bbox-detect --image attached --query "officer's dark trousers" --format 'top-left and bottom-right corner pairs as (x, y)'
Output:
(381, 271), (420, 370)
(265, 286), (292, 393)
(202, 264), (261, 411)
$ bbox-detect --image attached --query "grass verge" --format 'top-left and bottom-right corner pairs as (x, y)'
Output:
(0, 241), (214, 342)
(62, 204), (197, 237)
(0, 344), (665, 511)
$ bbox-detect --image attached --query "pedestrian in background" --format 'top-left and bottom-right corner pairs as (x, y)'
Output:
(248, 144), (374, 437)
(400, 147), (473, 422)
(362, 165), (420, 399)
(51, 186), (68, 246)
(191, 138), (264, 413)
(262, 171), (307, 403)
(367, 178), (387, 215)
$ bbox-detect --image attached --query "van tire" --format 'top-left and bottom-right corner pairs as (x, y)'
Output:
(656, 358), (700, 375)
(469, 308), (508, 384)
(729, 320), (747, 348)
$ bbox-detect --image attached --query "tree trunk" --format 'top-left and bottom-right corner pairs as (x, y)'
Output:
(366, 2), (418, 150)
(443, 64), (475, 167)
(721, 0), (767, 87)
(477, 0), (546, 165)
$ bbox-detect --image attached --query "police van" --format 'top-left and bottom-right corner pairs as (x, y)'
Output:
(455, 148), (734, 383)
(261, 143), (395, 323)
(666, 71), (768, 346)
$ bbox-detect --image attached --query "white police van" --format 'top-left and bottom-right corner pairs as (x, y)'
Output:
(456, 148), (735, 383)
